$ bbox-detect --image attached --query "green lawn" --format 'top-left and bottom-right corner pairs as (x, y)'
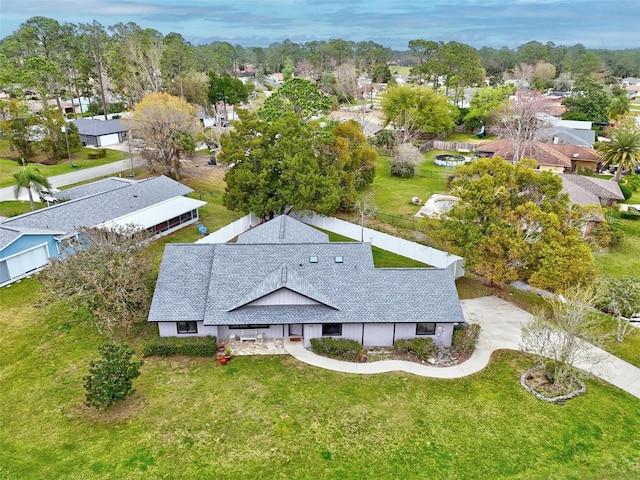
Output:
(0, 149), (129, 188)
(594, 209), (640, 279)
(1, 280), (640, 479)
(364, 152), (450, 217)
(443, 132), (498, 144)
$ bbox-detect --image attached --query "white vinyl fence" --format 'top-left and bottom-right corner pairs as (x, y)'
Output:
(196, 213), (261, 244)
(196, 212), (465, 278)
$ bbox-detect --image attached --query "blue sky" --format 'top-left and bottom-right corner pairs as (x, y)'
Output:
(1, 0), (637, 50)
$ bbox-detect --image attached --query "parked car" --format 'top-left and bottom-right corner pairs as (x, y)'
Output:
(39, 188), (60, 204)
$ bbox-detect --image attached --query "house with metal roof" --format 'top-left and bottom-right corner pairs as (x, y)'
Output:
(0, 176), (205, 286)
(148, 215), (465, 348)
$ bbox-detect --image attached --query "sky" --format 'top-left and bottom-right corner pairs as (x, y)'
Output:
(1, 0), (638, 50)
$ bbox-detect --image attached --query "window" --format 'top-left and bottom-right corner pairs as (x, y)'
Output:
(309, 256), (318, 263)
(416, 322), (436, 336)
(322, 324), (342, 336)
(177, 321), (198, 334)
(334, 256), (343, 263)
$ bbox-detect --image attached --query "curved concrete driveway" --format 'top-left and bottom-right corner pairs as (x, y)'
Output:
(285, 296), (640, 400)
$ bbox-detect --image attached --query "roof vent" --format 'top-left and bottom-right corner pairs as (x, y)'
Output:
(572, 153), (579, 158)
(334, 256), (343, 263)
(309, 256), (318, 263)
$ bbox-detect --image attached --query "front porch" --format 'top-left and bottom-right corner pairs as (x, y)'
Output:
(220, 336), (288, 356)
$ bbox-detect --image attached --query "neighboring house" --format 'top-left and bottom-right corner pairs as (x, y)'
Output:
(478, 139), (571, 172)
(0, 176), (205, 286)
(559, 174), (624, 208)
(148, 215), (465, 348)
(70, 118), (128, 147)
(478, 139), (600, 173)
(548, 144), (601, 172)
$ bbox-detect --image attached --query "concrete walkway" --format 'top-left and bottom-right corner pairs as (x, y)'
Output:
(285, 296), (640, 400)
(0, 157), (141, 202)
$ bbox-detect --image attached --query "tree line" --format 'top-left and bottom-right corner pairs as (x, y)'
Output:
(1, 16), (639, 117)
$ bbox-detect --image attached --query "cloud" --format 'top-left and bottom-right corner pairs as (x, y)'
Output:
(0, 0), (635, 50)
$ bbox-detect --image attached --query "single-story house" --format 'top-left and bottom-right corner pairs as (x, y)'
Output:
(148, 215), (465, 348)
(559, 174), (624, 208)
(478, 139), (601, 173)
(71, 118), (128, 147)
(478, 139), (571, 172)
(0, 176), (205, 286)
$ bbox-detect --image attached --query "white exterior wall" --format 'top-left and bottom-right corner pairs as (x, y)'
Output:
(290, 213), (465, 278)
(217, 324), (284, 341)
(247, 289), (320, 306)
(394, 322), (453, 347)
(302, 323), (363, 347)
(363, 323), (395, 347)
(158, 321), (218, 338)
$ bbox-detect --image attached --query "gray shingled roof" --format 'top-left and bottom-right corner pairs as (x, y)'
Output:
(0, 225), (66, 250)
(149, 226), (465, 326)
(237, 215), (329, 244)
(560, 174), (624, 205)
(539, 126), (595, 146)
(71, 118), (127, 136)
(0, 227), (21, 251)
(55, 177), (134, 201)
(1, 176), (193, 234)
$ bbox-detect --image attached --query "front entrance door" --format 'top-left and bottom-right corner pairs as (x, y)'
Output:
(288, 324), (303, 337)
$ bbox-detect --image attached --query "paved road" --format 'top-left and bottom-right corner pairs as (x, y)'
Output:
(285, 296), (640, 400)
(0, 158), (141, 202)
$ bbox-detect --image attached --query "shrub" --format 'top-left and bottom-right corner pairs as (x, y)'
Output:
(390, 159), (416, 177)
(142, 336), (218, 357)
(310, 337), (362, 361)
(84, 342), (143, 409)
(393, 337), (436, 361)
(619, 183), (633, 200)
(451, 324), (481, 354)
(620, 208), (640, 220)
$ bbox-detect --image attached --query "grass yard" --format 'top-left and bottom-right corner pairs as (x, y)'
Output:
(365, 152), (450, 217)
(443, 132), (497, 144)
(0, 148), (129, 188)
(1, 280), (640, 479)
(594, 211), (640, 279)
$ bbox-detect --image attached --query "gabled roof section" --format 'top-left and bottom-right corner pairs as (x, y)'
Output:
(0, 176), (193, 234)
(559, 174), (624, 206)
(478, 140), (571, 168)
(0, 225), (66, 251)
(237, 215), (329, 244)
(148, 244), (216, 321)
(228, 263), (340, 311)
(55, 177), (134, 201)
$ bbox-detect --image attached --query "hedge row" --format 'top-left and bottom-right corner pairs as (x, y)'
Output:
(310, 337), (362, 361)
(142, 336), (218, 357)
(394, 337), (435, 361)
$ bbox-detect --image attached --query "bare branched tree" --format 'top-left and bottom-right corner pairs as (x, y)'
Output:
(495, 92), (555, 163)
(521, 285), (606, 387)
(40, 226), (154, 336)
(353, 192), (377, 242)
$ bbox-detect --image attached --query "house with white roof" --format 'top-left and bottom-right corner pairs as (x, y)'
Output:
(0, 176), (205, 286)
(148, 216), (465, 348)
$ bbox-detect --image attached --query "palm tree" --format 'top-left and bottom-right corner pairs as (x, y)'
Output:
(608, 95), (630, 120)
(597, 129), (640, 182)
(13, 160), (52, 211)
